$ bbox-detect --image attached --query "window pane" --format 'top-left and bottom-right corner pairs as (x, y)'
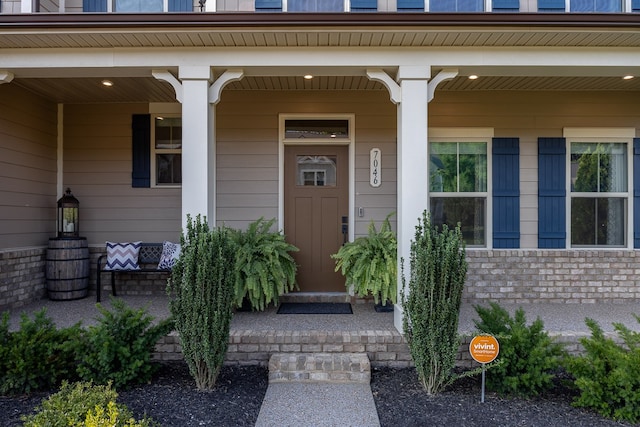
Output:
(597, 0), (621, 10)
(429, 142), (487, 192)
(296, 155), (337, 186)
(571, 197), (625, 246)
(155, 117), (182, 149)
(430, 143), (457, 192)
(157, 154), (182, 184)
(571, 142), (627, 193)
(430, 0), (483, 10)
(430, 197), (486, 246)
(459, 142), (487, 192)
(116, 0), (163, 11)
(288, 0), (343, 11)
(285, 119), (349, 139)
(570, 0), (621, 11)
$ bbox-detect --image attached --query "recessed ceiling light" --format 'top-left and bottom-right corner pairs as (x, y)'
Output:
(101, 80), (114, 87)
(468, 75), (479, 80)
(623, 75), (634, 80)
(303, 75), (313, 80)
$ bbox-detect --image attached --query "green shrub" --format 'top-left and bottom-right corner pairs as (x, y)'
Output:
(332, 213), (396, 305)
(168, 214), (237, 390)
(231, 217), (298, 311)
(473, 302), (566, 397)
(0, 309), (85, 395)
(22, 381), (155, 427)
(565, 315), (640, 423)
(401, 211), (467, 395)
(77, 299), (174, 389)
(0, 312), (10, 390)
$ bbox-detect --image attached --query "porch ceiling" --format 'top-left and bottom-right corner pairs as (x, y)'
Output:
(10, 74), (640, 104)
(3, 13), (640, 102)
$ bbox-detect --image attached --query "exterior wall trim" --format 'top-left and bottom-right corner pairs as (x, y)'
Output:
(3, 12), (640, 29)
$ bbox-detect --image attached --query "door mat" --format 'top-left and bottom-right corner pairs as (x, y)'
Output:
(277, 302), (353, 314)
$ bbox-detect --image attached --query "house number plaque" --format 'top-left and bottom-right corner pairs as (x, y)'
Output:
(370, 148), (381, 187)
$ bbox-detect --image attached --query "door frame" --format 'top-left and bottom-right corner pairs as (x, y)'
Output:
(278, 113), (355, 242)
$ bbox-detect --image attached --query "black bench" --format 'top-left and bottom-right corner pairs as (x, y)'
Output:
(96, 242), (171, 302)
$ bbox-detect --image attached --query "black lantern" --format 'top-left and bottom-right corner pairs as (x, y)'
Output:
(57, 188), (79, 238)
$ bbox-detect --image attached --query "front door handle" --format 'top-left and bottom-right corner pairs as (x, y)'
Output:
(341, 216), (348, 245)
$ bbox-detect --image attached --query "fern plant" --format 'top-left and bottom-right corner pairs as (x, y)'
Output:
(332, 213), (396, 305)
(231, 217), (299, 311)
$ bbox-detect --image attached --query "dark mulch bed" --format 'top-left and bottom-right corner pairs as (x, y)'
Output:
(1, 361), (638, 427)
(371, 367), (637, 427)
(0, 361), (268, 427)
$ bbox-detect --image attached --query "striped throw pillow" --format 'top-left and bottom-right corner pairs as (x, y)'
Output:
(105, 241), (141, 271)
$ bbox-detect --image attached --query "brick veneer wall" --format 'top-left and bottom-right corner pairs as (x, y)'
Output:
(153, 330), (609, 368)
(0, 247), (47, 311)
(464, 249), (640, 304)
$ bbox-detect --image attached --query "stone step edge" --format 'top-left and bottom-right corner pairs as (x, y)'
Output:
(268, 352), (371, 384)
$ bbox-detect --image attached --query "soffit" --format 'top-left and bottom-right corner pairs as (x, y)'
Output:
(2, 27), (640, 49)
(1, 13), (640, 49)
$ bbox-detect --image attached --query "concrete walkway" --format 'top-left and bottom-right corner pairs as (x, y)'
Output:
(255, 383), (380, 427)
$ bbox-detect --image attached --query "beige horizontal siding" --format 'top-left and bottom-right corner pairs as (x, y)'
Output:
(50, 89), (640, 250)
(0, 84), (57, 249)
(216, 90), (397, 234)
(430, 90), (640, 248)
(63, 103), (181, 245)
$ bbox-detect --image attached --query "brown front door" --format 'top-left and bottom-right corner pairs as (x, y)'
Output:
(284, 145), (349, 292)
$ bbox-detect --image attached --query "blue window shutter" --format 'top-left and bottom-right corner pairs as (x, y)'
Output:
(256, 0), (283, 10)
(132, 115), (151, 188)
(493, 0), (519, 9)
(351, 0), (377, 10)
(83, 0), (107, 11)
(493, 138), (520, 248)
(633, 138), (640, 248)
(538, 138), (566, 248)
(538, 0), (564, 9)
(633, 0), (640, 10)
(169, 0), (192, 11)
(398, 0), (424, 10)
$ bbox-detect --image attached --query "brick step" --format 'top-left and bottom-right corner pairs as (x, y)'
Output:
(268, 352), (371, 384)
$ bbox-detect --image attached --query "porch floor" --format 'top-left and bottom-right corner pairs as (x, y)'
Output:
(5, 294), (640, 367)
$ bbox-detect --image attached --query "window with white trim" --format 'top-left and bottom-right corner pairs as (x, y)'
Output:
(569, 0), (622, 11)
(429, 140), (489, 247)
(287, 0), (343, 11)
(429, 0), (484, 11)
(115, 0), (163, 12)
(569, 140), (629, 247)
(152, 116), (182, 186)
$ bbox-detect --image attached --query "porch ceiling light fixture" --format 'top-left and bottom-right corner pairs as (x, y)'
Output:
(623, 75), (634, 80)
(303, 75), (313, 80)
(468, 75), (479, 80)
(101, 79), (114, 87)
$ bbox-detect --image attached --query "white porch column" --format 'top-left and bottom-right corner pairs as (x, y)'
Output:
(179, 66), (214, 228)
(394, 66), (431, 332)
